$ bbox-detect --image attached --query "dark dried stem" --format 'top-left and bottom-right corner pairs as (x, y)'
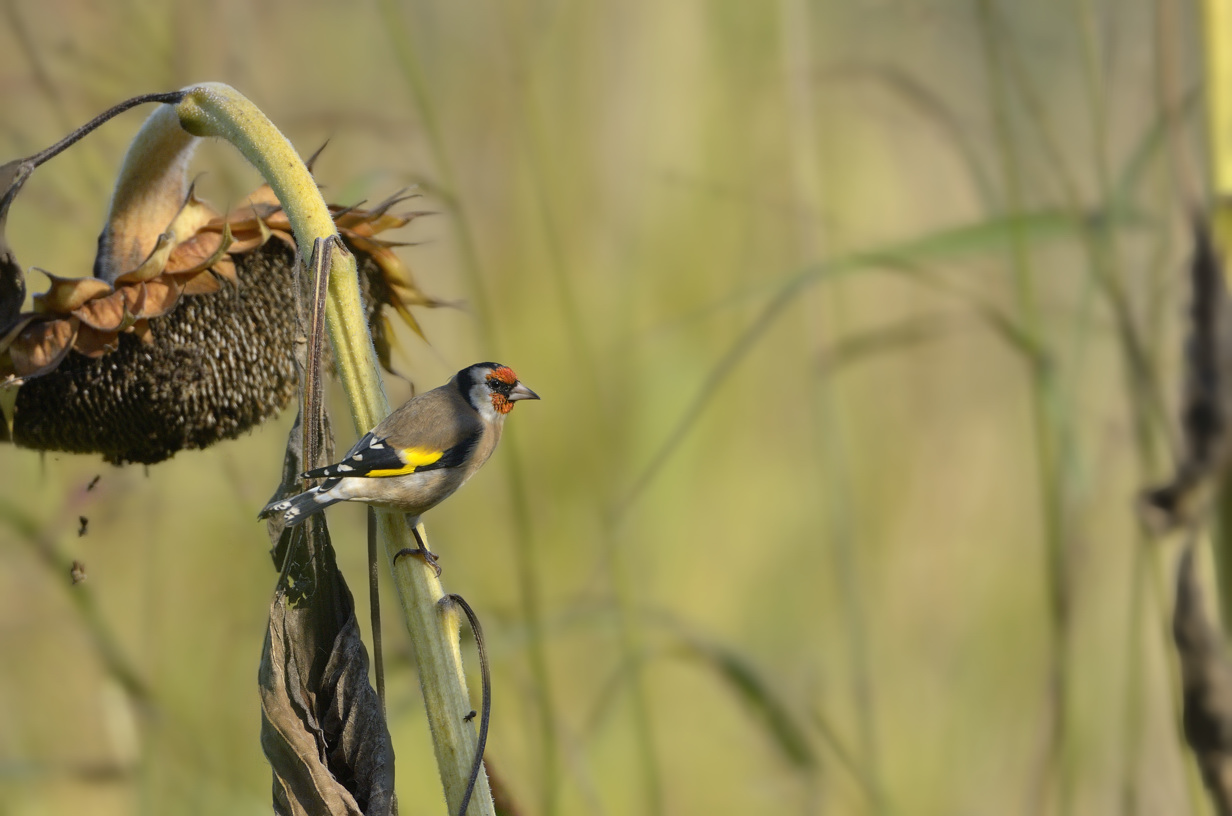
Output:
(447, 593), (491, 816)
(27, 92), (186, 169)
(370, 508), (386, 714)
(302, 237), (334, 470)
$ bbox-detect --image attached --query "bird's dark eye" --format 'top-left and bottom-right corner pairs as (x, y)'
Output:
(487, 378), (513, 394)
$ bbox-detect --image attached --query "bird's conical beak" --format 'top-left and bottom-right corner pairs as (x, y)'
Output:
(509, 382), (540, 401)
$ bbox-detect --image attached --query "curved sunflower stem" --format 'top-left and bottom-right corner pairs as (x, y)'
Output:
(174, 82), (494, 816)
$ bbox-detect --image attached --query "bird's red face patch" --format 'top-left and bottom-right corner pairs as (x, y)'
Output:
(486, 366), (519, 414)
(486, 366), (518, 386)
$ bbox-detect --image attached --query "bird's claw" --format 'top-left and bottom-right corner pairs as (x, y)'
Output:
(393, 546), (442, 578)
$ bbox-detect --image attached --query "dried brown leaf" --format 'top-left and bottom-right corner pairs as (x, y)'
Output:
(73, 324), (120, 358)
(135, 277), (185, 319)
(130, 318), (153, 344)
(32, 272), (113, 313)
(261, 563), (396, 816)
(72, 290), (128, 332)
(0, 314), (36, 356)
(114, 231), (176, 284)
(0, 158), (33, 331)
(260, 403), (394, 815)
(1174, 545), (1232, 813)
(243, 183), (282, 213)
(181, 270), (223, 296)
(167, 225), (231, 276)
(1142, 220), (1232, 531)
(10, 317), (78, 377)
(211, 256), (239, 288)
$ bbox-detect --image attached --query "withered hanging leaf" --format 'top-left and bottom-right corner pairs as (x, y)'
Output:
(9, 316), (78, 378)
(261, 415), (395, 816)
(1142, 219), (1232, 531)
(1173, 545), (1232, 811)
(0, 158), (34, 331)
(262, 563), (396, 816)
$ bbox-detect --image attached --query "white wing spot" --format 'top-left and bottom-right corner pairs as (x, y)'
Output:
(353, 453), (363, 461)
(286, 507), (300, 517)
(369, 442), (385, 450)
(273, 501), (291, 510)
(336, 464), (353, 472)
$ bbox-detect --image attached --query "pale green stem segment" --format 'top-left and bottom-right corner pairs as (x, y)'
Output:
(1203, 0), (1232, 631)
(173, 82), (493, 816)
(1204, 0), (1232, 205)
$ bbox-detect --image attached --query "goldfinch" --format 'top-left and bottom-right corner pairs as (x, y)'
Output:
(261, 362), (538, 528)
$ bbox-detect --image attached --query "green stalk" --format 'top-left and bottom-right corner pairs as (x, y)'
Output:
(1201, 0), (1232, 633)
(174, 82), (494, 816)
(973, 6), (1073, 814)
(1203, 0), (1232, 204)
(779, 0), (883, 809)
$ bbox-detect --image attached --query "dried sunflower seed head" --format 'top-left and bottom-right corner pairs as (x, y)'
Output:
(0, 106), (448, 464)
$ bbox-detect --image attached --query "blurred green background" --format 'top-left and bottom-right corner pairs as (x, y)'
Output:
(0, 0), (1210, 813)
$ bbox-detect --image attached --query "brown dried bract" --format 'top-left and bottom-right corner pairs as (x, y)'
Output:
(0, 184), (445, 382)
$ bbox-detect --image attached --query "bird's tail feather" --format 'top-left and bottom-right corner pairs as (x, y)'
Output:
(258, 487), (343, 527)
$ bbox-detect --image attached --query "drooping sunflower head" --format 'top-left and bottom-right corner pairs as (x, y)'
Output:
(0, 105), (447, 464)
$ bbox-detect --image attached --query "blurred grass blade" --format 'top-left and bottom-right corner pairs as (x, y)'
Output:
(674, 637), (817, 771)
(656, 208), (1134, 338)
(815, 313), (956, 376)
(1109, 86), (1200, 215)
(624, 208), (1121, 516)
(836, 209), (1138, 270)
(811, 707), (886, 810)
(820, 62), (998, 209)
(0, 497), (150, 703)
(578, 626), (817, 773)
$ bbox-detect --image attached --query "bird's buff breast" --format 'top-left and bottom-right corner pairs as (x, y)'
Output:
(335, 467), (468, 514)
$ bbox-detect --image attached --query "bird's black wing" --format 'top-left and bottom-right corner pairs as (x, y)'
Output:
(301, 428), (481, 480)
